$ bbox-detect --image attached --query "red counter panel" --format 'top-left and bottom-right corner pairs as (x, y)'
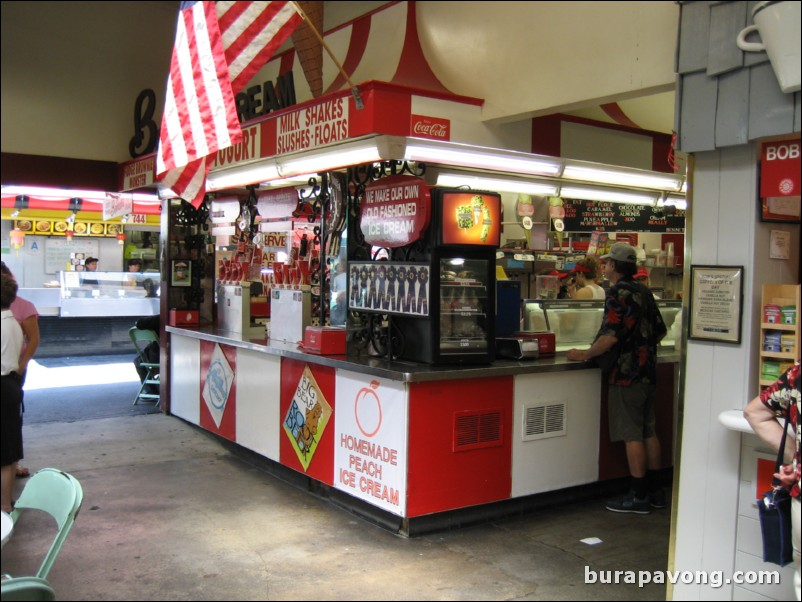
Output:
(279, 358), (336, 486)
(407, 376), (513, 517)
(199, 340), (238, 442)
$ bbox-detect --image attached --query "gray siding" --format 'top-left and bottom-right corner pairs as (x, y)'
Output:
(676, 1), (801, 152)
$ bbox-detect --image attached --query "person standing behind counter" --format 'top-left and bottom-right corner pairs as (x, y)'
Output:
(567, 243), (667, 515)
(568, 256), (606, 300)
(83, 256), (99, 286)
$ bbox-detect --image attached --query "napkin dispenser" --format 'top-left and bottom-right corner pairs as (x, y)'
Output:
(517, 331), (556, 356)
(495, 331), (556, 360)
(301, 326), (346, 355)
(496, 337), (539, 360)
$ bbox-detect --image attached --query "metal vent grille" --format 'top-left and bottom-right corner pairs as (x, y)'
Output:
(453, 410), (502, 451)
(522, 403), (566, 441)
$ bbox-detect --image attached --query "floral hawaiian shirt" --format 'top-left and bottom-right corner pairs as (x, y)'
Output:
(759, 361), (801, 498)
(597, 278), (667, 386)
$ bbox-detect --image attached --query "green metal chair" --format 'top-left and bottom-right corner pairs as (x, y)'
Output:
(129, 326), (160, 405)
(0, 576), (55, 601)
(9, 468), (83, 581)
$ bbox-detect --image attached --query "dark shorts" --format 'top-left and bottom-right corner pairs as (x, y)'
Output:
(608, 382), (656, 442)
(1, 373), (24, 466)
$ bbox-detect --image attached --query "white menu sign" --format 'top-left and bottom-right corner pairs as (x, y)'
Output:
(334, 371), (407, 516)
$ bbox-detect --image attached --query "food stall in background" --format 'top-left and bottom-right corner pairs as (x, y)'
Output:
(164, 82), (684, 534)
(0, 192), (161, 356)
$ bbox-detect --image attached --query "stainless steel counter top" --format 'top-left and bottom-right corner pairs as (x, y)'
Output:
(168, 325), (680, 383)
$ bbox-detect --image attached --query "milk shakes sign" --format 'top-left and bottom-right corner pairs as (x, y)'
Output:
(334, 373), (407, 516)
(361, 176), (431, 248)
(276, 97), (349, 154)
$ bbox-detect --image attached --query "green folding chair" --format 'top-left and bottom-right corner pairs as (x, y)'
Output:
(0, 576), (55, 601)
(129, 326), (160, 405)
(9, 468), (83, 580)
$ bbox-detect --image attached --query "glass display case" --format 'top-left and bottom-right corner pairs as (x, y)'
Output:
(59, 270), (160, 317)
(522, 298), (682, 352)
(438, 256), (491, 354)
(391, 251), (496, 364)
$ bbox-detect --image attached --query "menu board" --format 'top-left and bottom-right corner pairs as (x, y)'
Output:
(44, 238), (99, 274)
(559, 199), (685, 233)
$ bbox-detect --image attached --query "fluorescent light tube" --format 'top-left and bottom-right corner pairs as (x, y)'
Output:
(206, 162), (280, 191)
(562, 163), (685, 192)
(436, 173), (558, 196)
(559, 185), (658, 205)
(404, 139), (562, 177)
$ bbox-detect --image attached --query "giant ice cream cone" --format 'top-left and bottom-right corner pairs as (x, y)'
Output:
(292, 1), (324, 98)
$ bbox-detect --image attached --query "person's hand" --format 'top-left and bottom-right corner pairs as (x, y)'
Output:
(566, 349), (587, 361)
(774, 464), (799, 487)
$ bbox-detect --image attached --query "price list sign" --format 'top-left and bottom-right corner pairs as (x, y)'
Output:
(560, 199), (685, 232)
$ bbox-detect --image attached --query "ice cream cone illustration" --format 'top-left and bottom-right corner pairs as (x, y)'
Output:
(457, 205), (473, 229)
(471, 195), (484, 225)
(292, 1), (324, 98)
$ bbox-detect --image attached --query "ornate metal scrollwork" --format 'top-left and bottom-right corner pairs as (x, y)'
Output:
(346, 159), (427, 356)
(294, 175), (324, 222)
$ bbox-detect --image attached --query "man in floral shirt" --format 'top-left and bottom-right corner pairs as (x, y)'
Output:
(568, 243), (666, 514)
(745, 361), (800, 600)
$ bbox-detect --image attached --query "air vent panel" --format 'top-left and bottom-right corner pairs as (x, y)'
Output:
(522, 402), (566, 441)
(454, 409), (502, 451)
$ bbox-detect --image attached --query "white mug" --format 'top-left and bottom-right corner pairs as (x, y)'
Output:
(736, 1), (801, 94)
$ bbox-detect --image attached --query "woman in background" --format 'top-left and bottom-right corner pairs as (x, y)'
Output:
(0, 262), (39, 479)
(1, 273), (24, 512)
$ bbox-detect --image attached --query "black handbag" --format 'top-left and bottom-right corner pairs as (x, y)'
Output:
(757, 411), (794, 567)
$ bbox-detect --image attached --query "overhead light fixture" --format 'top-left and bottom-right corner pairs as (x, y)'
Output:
(276, 137), (391, 178)
(666, 194), (687, 210)
(2, 185), (159, 202)
(404, 137), (562, 177)
(559, 185), (659, 205)
(561, 162), (685, 192)
(436, 172), (559, 196)
(206, 161), (280, 191)
(259, 174), (316, 188)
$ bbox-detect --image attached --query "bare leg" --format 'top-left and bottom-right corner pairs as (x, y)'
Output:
(1, 464), (16, 512)
(624, 440), (647, 478)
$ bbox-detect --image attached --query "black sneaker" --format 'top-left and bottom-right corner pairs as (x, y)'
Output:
(649, 488), (667, 509)
(605, 491), (651, 514)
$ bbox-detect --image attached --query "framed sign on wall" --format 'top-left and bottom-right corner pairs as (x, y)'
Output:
(688, 265), (744, 344)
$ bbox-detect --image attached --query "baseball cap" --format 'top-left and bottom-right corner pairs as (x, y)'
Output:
(600, 243), (637, 264)
(635, 267), (650, 279)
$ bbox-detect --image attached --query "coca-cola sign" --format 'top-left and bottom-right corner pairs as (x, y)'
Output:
(361, 175), (431, 248)
(410, 115), (450, 140)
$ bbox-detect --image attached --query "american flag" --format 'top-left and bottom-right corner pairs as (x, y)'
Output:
(157, 1), (302, 208)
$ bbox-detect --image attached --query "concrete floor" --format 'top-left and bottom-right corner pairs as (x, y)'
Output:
(3, 410), (672, 601)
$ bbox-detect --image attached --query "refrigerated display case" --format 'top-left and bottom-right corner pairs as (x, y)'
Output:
(388, 188), (501, 364)
(58, 270), (161, 317)
(522, 298), (682, 351)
